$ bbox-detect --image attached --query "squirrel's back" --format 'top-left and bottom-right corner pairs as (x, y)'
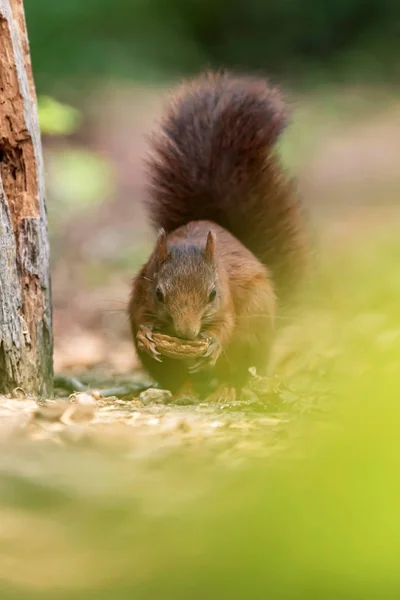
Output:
(146, 71), (308, 300)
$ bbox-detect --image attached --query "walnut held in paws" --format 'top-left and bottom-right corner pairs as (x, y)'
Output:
(150, 332), (208, 360)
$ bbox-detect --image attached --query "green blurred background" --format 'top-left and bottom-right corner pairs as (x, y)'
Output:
(22, 0), (400, 371)
(25, 0), (400, 85)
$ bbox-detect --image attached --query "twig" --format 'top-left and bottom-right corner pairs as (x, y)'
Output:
(54, 375), (153, 398)
(54, 375), (87, 393)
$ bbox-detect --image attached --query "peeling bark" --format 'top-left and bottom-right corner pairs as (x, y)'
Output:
(0, 0), (53, 396)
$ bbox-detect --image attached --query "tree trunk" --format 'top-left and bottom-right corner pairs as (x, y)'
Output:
(0, 0), (53, 396)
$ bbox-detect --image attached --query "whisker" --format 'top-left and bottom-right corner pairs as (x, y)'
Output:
(99, 298), (129, 305)
(235, 314), (291, 321)
(220, 345), (233, 367)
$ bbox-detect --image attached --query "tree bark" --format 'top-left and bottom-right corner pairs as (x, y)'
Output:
(0, 0), (53, 396)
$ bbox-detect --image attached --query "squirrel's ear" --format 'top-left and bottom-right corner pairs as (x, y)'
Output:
(155, 228), (168, 263)
(204, 230), (216, 262)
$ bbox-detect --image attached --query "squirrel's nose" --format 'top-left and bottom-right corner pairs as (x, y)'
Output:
(174, 321), (200, 341)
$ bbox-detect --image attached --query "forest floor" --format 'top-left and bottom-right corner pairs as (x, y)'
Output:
(2, 89), (400, 598)
(2, 205), (399, 460)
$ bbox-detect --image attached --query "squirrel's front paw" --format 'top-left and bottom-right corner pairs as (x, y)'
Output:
(137, 325), (162, 363)
(188, 333), (221, 374)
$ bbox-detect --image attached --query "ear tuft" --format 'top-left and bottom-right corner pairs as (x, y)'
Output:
(155, 228), (168, 263)
(204, 230), (216, 262)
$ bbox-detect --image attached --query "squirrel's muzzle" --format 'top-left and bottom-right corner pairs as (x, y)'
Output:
(173, 319), (201, 341)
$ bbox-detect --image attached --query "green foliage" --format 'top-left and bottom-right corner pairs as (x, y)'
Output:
(24, 0), (400, 91)
(46, 149), (115, 229)
(38, 96), (81, 135)
(48, 149), (113, 206)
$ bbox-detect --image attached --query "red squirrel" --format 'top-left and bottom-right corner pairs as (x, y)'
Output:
(129, 71), (308, 396)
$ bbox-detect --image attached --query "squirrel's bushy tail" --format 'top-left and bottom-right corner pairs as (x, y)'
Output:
(146, 71), (308, 300)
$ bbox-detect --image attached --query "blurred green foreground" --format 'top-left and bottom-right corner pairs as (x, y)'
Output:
(1, 218), (400, 599)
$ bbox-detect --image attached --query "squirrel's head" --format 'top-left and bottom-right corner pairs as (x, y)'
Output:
(147, 229), (220, 340)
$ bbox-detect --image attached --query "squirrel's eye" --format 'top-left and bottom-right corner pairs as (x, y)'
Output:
(156, 287), (164, 303)
(208, 288), (217, 303)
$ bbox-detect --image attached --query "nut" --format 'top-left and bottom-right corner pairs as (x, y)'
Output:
(151, 332), (208, 360)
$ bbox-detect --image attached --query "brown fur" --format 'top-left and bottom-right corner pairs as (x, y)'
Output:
(129, 71), (308, 393)
(146, 70), (308, 298)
